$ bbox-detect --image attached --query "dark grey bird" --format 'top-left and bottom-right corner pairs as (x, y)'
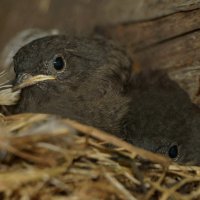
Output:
(0, 29), (59, 106)
(11, 35), (200, 165)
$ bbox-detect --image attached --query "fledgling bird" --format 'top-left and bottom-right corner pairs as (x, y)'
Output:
(0, 29), (59, 106)
(11, 35), (200, 165)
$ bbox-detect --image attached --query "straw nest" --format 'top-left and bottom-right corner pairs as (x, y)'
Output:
(0, 113), (199, 200)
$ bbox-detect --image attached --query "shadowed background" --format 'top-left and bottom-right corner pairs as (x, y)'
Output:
(1, 0), (200, 103)
(1, 0), (200, 50)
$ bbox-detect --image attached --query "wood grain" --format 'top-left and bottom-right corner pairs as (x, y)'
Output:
(100, 8), (200, 102)
(100, 9), (200, 51)
(98, 0), (200, 23)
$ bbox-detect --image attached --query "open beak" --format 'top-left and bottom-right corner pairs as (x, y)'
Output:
(13, 73), (55, 91)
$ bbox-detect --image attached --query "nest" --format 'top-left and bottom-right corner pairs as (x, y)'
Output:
(0, 113), (199, 200)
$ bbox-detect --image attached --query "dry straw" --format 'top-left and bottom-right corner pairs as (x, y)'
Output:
(0, 113), (199, 200)
(0, 72), (199, 199)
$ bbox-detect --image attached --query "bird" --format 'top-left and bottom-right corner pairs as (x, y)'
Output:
(10, 35), (200, 165)
(0, 29), (59, 106)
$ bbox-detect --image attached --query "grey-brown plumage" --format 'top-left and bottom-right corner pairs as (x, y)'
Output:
(0, 29), (59, 106)
(11, 35), (200, 165)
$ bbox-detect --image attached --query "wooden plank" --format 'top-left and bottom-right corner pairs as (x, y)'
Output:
(100, 9), (200, 51)
(133, 31), (200, 70)
(97, 0), (200, 23)
(133, 31), (200, 102)
(100, 8), (200, 103)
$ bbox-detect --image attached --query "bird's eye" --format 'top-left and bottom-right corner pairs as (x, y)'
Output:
(53, 56), (65, 71)
(168, 144), (178, 159)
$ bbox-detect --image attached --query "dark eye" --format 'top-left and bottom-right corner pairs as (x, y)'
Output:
(53, 56), (65, 71)
(168, 145), (178, 159)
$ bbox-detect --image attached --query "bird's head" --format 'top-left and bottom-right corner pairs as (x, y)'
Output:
(12, 35), (132, 127)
